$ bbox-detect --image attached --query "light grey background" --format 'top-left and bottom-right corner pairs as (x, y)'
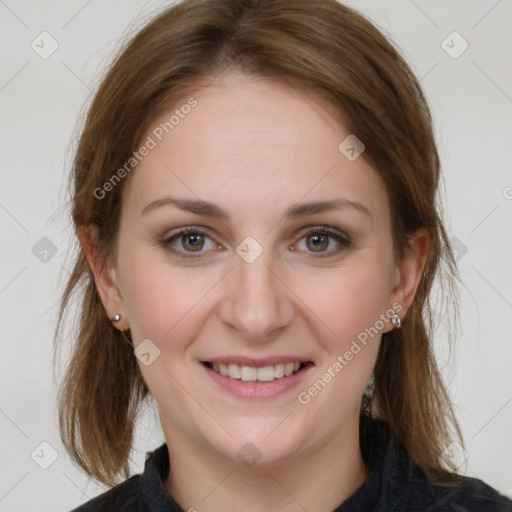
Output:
(0, 1), (511, 510)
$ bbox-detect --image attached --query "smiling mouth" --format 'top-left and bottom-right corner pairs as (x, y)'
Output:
(202, 361), (313, 382)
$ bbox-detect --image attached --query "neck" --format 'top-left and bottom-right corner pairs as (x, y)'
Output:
(163, 414), (368, 512)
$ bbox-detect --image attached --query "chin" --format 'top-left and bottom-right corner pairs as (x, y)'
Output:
(203, 417), (313, 468)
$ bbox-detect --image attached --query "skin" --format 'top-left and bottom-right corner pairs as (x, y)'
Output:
(81, 71), (429, 511)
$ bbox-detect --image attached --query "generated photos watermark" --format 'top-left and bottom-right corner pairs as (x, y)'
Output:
(93, 97), (198, 200)
(297, 301), (403, 405)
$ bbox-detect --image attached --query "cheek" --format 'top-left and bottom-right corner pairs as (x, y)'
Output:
(120, 250), (220, 344)
(291, 254), (393, 347)
(291, 258), (390, 426)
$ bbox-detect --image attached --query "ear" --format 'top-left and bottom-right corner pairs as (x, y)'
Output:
(384, 227), (430, 331)
(78, 225), (130, 331)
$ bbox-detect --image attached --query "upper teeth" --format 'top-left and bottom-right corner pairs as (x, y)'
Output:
(211, 362), (302, 382)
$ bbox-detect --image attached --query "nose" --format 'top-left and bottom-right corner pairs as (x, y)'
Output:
(218, 249), (295, 343)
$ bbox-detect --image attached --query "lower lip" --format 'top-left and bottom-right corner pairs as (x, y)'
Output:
(201, 363), (314, 399)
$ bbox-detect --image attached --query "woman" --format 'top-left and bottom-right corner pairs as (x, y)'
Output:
(56, 0), (512, 510)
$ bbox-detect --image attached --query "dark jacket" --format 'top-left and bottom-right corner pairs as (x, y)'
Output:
(72, 415), (512, 511)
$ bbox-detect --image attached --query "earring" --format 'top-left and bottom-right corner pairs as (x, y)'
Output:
(391, 314), (401, 329)
(109, 314), (133, 346)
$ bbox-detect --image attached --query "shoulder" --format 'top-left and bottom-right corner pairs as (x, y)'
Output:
(70, 443), (172, 512)
(362, 416), (512, 511)
(70, 474), (142, 512)
(407, 471), (512, 511)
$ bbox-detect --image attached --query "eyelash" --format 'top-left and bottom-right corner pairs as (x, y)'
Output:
(160, 226), (352, 260)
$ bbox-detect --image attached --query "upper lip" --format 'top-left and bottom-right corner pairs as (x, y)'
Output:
(202, 356), (313, 368)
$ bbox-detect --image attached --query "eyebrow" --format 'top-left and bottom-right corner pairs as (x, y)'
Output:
(141, 196), (371, 220)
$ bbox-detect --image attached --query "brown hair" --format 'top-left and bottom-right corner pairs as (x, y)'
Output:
(56, 0), (463, 487)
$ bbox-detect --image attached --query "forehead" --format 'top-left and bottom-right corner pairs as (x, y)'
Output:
(123, 72), (389, 224)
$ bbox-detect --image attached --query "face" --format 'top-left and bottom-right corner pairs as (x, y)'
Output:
(103, 72), (408, 468)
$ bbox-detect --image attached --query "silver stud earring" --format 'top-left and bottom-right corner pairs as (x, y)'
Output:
(391, 314), (401, 329)
(110, 314), (133, 346)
